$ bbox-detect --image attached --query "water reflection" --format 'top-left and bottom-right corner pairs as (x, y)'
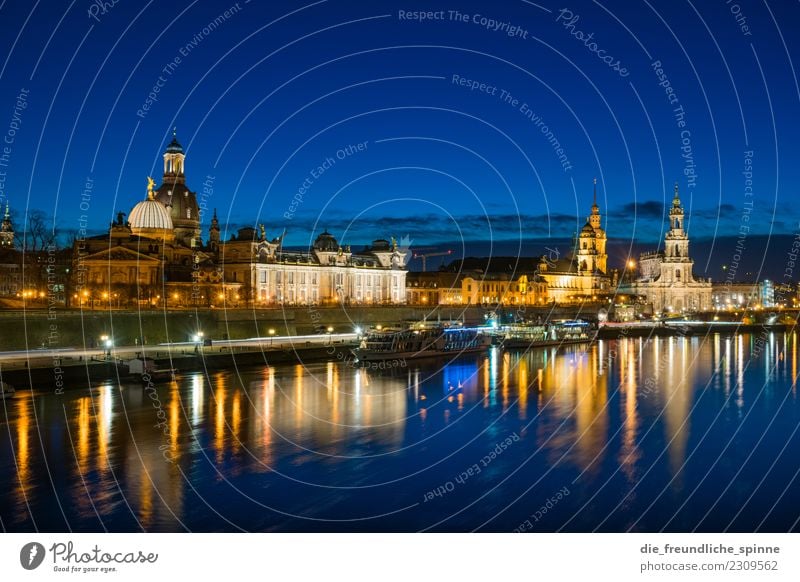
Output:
(1, 332), (799, 532)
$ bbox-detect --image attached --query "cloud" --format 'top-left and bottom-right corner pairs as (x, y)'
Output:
(614, 200), (665, 220)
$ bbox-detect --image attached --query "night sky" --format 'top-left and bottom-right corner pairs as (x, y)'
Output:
(0, 0), (798, 277)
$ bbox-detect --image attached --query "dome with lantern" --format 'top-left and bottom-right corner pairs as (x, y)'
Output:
(129, 177), (175, 241)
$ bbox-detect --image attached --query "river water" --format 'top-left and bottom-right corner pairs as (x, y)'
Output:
(2, 332), (799, 532)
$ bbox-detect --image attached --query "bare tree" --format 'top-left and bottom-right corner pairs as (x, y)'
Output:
(14, 209), (59, 252)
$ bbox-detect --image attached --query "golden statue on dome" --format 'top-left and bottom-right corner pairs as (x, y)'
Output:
(146, 176), (156, 199)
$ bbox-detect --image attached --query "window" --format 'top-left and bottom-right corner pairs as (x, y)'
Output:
(261, 271), (267, 284)
(676, 269), (681, 280)
(187, 208), (191, 219)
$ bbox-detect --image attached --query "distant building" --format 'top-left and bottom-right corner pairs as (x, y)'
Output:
(406, 271), (462, 305)
(623, 185), (712, 313)
(71, 132), (407, 308)
(712, 280), (774, 309)
(0, 202), (19, 296)
(537, 181), (612, 302)
(406, 257), (547, 306)
(218, 229), (408, 306)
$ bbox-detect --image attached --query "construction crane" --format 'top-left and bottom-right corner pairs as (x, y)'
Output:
(413, 249), (452, 272)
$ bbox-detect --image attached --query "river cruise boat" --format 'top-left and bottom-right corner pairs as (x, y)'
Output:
(497, 319), (596, 349)
(353, 324), (492, 363)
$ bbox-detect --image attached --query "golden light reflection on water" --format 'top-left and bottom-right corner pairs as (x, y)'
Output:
(12, 396), (31, 520)
(4, 332), (800, 530)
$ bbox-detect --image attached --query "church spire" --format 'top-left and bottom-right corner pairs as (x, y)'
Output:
(0, 199), (15, 247)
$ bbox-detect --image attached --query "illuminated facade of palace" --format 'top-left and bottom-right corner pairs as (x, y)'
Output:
(623, 185), (712, 313)
(217, 227), (408, 305)
(72, 133), (407, 307)
(536, 181), (612, 302)
(406, 259), (547, 306)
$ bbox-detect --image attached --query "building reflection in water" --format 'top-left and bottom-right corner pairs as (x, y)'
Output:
(3, 331), (800, 531)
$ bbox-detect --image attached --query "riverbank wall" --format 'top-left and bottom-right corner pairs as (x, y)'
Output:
(0, 304), (598, 351)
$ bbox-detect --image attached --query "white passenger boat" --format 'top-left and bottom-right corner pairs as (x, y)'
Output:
(353, 324), (492, 363)
(496, 319), (596, 349)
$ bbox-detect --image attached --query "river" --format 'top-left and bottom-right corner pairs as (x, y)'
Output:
(1, 332), (799, 532)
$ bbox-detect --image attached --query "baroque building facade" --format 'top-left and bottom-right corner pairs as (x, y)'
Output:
(536, 181), (612, 302)
(623, 185), (712, 313)
(71, 133), (407, 308)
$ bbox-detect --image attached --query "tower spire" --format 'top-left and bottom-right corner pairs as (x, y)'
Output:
(672, 182), (682, 207)
(593, 177), (597, 206)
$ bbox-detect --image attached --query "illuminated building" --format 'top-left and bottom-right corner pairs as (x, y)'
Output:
(623, 184), (712, 313)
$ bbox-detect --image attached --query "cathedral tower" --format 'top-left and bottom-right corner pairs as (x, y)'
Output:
(659, 183), (693, 286)
(588, 179), (607, 273)
(209, 208), (220, 252)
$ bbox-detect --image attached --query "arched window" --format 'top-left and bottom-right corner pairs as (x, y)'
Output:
(676, 269), (681, 280)
(675, 244), (679, 256)
(674, 218), (680, 229)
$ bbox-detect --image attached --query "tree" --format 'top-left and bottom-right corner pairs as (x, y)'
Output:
(14, 209), (59, 252)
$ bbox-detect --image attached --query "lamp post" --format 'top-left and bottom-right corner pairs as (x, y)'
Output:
(626, 259), (636, 284)
(192, 331), (204, 353)
(100, 334), (112, 358)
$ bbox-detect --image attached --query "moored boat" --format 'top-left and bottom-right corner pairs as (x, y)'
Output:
(353, 324), (492, 363)
(0, 380), (15, 399)
(497, 319), (596, 349)
(124, 357), (177, 383)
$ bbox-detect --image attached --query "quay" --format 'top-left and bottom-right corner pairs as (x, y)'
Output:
(0, 333), (357, 389)
(2, 319), (796, 391)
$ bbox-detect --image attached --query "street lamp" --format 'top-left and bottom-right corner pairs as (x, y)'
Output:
(100, 334), (112, 358)
(268, 328), (275, 347)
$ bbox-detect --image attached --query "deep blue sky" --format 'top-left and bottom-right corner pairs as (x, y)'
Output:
(0, 0), (798, 275)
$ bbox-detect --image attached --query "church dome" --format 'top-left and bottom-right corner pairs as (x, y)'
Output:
(580, 221), (595, 235)
(313, 230), (339, 251)
(165, 135), (184, 154)
(155, 182), (199, 224)
(129, 184), (174, 240)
